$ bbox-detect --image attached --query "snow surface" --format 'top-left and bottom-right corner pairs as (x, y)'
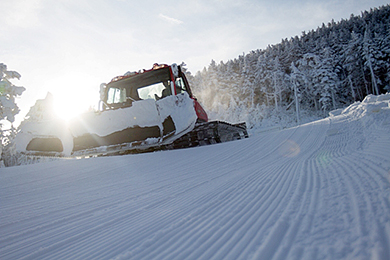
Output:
(1, 94), (390, 260)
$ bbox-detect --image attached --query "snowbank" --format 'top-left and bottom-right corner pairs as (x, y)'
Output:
(330, 93), (390, 129)
(341, 93), (390, 116)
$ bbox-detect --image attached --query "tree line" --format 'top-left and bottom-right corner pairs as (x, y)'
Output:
(187, 5), (390, 128)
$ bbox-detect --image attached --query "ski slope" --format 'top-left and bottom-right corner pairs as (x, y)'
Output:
(1, 94), (390, 260)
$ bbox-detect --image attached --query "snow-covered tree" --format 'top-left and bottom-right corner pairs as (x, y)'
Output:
(0, 63), (26, 166)
(0, 63), (25, 123)
(362, 28), (380, 95)
(240, 53), (257, 108)
(317, 48), (340, 111)
(295, 53), (322, 111)
(290, 62), (303, 124)
(342, 31), (364, 101)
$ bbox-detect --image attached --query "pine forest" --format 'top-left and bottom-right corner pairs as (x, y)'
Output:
(188, 5), (390, 130)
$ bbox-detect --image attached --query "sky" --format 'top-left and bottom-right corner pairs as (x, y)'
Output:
(1, 0), (389, 126)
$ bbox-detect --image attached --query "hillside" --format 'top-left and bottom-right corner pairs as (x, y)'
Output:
(1, 94), (389, 259)
(189, 5), (390, 130)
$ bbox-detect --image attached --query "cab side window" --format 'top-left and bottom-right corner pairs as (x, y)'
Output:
(107, 87), (126, 104)
(175, 77), (187, 94)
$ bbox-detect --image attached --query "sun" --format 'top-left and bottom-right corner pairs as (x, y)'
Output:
(53, 92), (96, 122)
(49, 77), (101, 122)
(54, 101), (82, 121)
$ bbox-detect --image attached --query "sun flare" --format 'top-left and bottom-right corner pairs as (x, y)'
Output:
(54, 102), (82, 121)
(53, 93), (96, 122)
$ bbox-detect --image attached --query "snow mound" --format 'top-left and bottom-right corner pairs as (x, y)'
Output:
(330, 93), (390, 125)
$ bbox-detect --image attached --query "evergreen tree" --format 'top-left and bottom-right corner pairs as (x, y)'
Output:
(362, 28), (380, 95)
(0, 63), (25, 166)
(342, 31), (365, 100)
(317, 48), (339, 111)
(295, 53), (322, 111)
(240, 53), (257, 108)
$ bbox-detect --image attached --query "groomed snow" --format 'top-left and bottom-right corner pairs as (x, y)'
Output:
(1, 94), (390, 260)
